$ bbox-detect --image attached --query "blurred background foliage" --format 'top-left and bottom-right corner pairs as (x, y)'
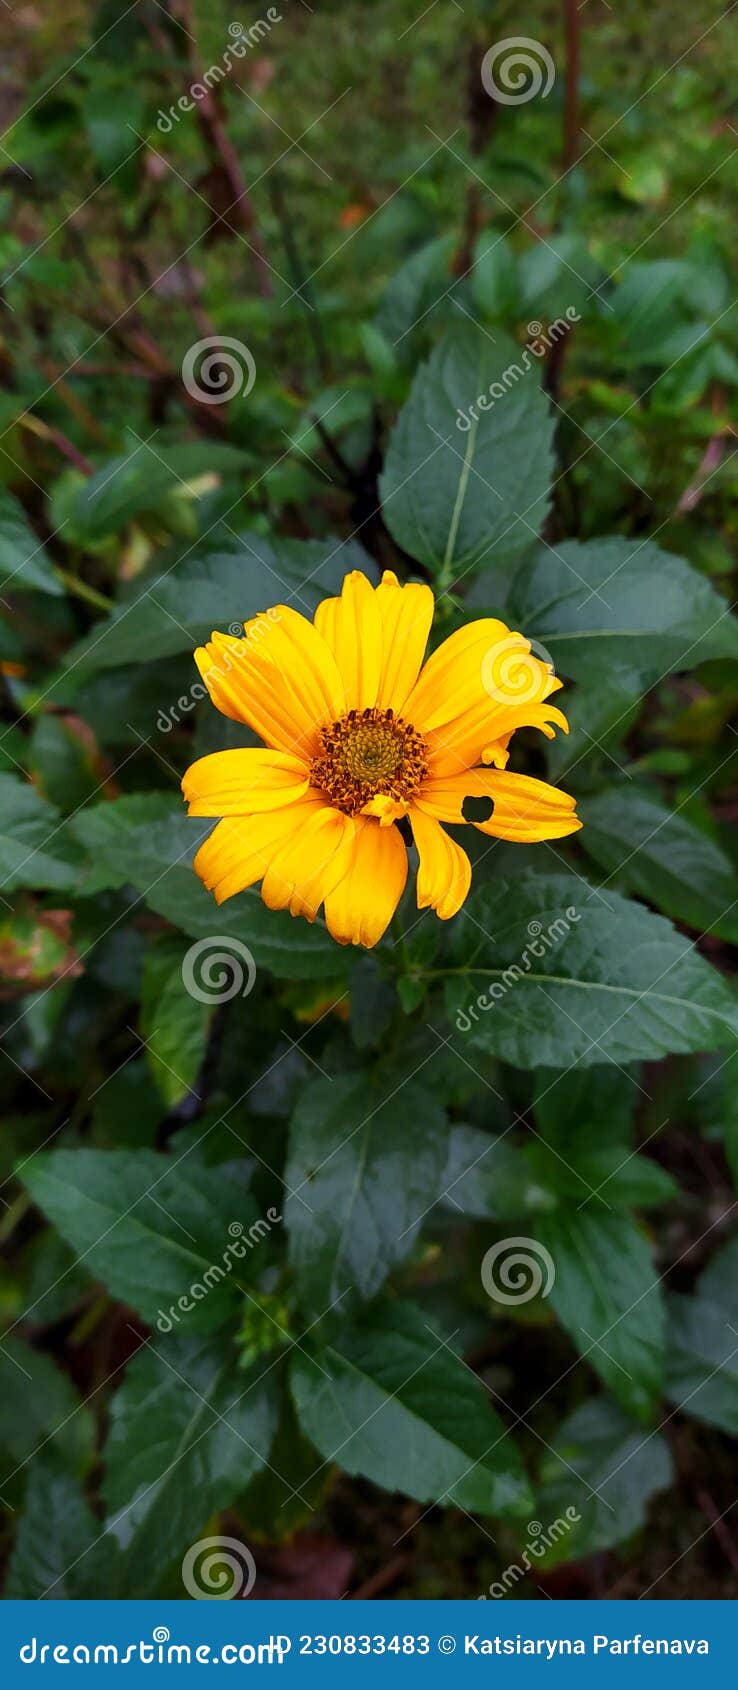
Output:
(2, 0), (738, 1601)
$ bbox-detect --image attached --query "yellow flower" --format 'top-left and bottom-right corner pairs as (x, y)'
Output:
(182, 569), (580, 948)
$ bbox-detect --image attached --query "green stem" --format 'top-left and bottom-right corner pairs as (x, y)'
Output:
(54, 569), (114, 613)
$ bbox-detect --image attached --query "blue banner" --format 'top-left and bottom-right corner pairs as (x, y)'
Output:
(0, 1600), (732, 1686)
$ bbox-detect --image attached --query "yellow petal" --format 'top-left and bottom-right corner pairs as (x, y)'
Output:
(410, 807), (471, 920)
(260, 805), (356, 922)
(193, 797), (326, 904)
(404, 618), (515, 733)
(182, 749), (310, 816)
(374, 569), (434, 711)
(314, 570), (383, 710)
(323, 816), (408, 947)
(424, 697), (568, 778)
(195, 606), (345, 758)
(417, 768), (580, 842)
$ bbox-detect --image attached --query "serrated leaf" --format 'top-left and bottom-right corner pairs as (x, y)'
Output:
(535, 1209), (665, 1419)
(23, 1148), (262, 1330)
(0, 1340), (94, 1510)
(102, 1333), (278, 1595)
(0, 490), (62, 596)
(65, 535), (375, 672)
(580, 785), (738, 942)
(534, 1397), (673, 1567)
(665, 1232), (738, 1435)
(285, 1073), (449, 1315)
(505, 533), (738, 678)
(6, 1462), (118, 1598)
(73, 801), (346, 979)
(444, 874), (738, 1067)
(140, 937), (211, 1106)
(0, 774), (82, 894)
(290, 1300), (531, 1517)
(380, 324), (554, 578)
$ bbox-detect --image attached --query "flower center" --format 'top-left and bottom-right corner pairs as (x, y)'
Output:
(310, 706), (428, 815)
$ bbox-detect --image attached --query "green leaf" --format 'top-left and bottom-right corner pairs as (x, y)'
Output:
(140, 937), (212, 1107)
(518, 234), (603, 320)
(442, 1125), (675, 1220)
(74, 800), (346, 979)
(535, 1397), (674, 1567)
(375, 234), (455, 346)
(665, 1232), (738, 1435)
(505, 537), (738, 768)
(0, 773), (82, 893)
(65, 534), (374, 672)
(23, 1148), (263, 1330)
(290, 1300), (531, 1517)
(444, 874), (738, 1067)
(442, 1126), (541, 1219)
(6, 1462), (117, 1598)
(580, 785), (738, 943)
(471, 230), (519, 320)
(0, 1339), (94, 1510)
(665, 1292), (738, 1436)
(238, 1395), (327, 1541)
(0, 490), (62, 596)
(535, 1209), (664, 1419)
(285, 1073), (449, 1316)
(69, 443), (247, 541)
(380, 324), (554, 579)
(533, 1063), (641, 1148)
(102, 1333), (278, 1595)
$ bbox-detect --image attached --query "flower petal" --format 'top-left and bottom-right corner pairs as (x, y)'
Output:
(195, 606), (345, 757)
(193, 796), (326, 904)
(424, 697), (568, 777)
(404, 618), (518, 733)
(182, 749), (310, 817)
(405, 617), (564, 774)
(374, 569), (434, 711)
(314, 569), (383, 710)
(417, 768), (580, 841)
(323, 816), (408, 947)
(260, 805), (356, 922)
(410, 807), (471, 920)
